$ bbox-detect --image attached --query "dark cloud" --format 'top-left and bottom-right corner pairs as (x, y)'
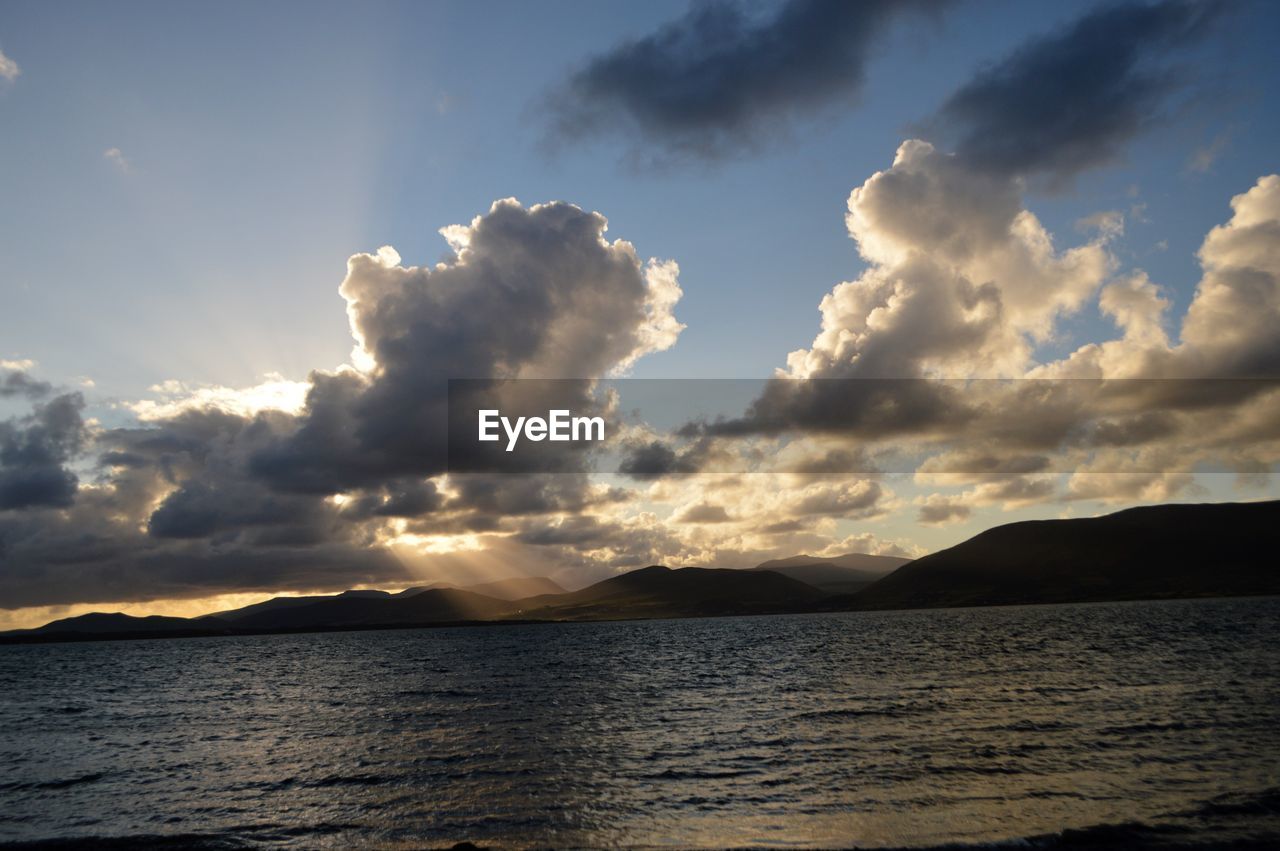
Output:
(929, 0), (1227, 181)
(617, 438), (706, 479)
(1, 369), (52, 400)
(0, 404), (411, 608)
(252, 200), (681, 493)
(546, 0), (948, 163)
(917, 497), (970, 526)
(0, 393), (86, 510)
(690, 378), (973, 441)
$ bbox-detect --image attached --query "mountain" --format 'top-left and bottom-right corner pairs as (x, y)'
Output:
(756, 553), (910, 574)
(16, 612), (231, 638)
(206, 578), (564, 621)
(6, 501), (1277, 643)
(751, 553), (911, 594)
(226, 588), (516, 630)
(846, 500), (1280, 611)
(460, 576), (566, 600)
(209, 589), (396, 622)
(509, 565), (825, 620)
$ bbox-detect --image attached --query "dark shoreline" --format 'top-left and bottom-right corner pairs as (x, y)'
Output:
(3, 591), (1276, 647)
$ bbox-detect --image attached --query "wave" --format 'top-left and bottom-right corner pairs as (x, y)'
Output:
(0, 773), (106, 793)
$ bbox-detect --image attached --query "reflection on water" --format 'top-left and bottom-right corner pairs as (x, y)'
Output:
(1, 597), (1279, 848)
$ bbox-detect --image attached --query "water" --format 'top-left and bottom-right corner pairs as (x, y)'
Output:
(2, 597), (1279, 849)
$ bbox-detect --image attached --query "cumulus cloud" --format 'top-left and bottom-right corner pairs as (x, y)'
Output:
(686, 142), (1280, 513)
(5, 160), (1278, 616)
(927, 0), (1227, 182)
(545, 0), (949, 163)
(692, 140), (1112, 443)
(1179, 175), (1280, 375)
(795, 140), (1111, 376)
(0, 393), (86, 510)
(0, 199), (688, 610)
(252, 199), (682, 495)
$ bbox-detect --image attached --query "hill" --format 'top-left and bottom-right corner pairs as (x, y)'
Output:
(13, 612), (232, 640)
(226, 588), (517, 630)
(751, 553), (911, 594)
(456, 576), (566, 600)
(846, 500), (1280, 611)
(509, 565), (825, 620)
(207, 577), (564, 622)
(5, 501), (1277, 642)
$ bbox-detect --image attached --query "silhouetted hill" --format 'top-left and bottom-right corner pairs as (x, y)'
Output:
(6, 501), (1276, 643)
(755, 552), (910, 573)
(509, 565), (825, 620)
(208, 592), (383, 622)
(7, 612), (232, 640)
(34, 612), (205, 633)
(460, 576), (566, 600)
(228, 588), (516, 629)
(751, 553), (911, 593)
(845, 500), (1280, 611)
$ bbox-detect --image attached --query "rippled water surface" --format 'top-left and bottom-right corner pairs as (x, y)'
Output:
(2, 598), (1280, 849)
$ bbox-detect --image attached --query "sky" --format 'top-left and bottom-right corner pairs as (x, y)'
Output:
(1, 0), (1278, 629)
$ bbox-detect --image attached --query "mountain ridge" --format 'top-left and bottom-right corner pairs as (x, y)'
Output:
(5, 500), (1276, 642)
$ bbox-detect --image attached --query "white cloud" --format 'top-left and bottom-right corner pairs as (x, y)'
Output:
(785, 140), (1112, 380)
(127, 372), (311, 420)
(0, 48), (19, 83)
(103, 147), (131, 173)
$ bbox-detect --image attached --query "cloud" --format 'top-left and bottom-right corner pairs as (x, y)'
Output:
(916, 494), (970, 526)
(0, 199), (687, 610)
(680, 139), (1280, 514)
(103, 147), (131, 173)
(1178, 175), (1280, 375)
(673, 502), (732, 524)
(0, 47), (18, 83)
(927, 0), (1227, 182)
(1, 367), (52, 400)
(0, 393), (86, 510)
(692, 139), (1111, 442)
(1076, 210), (1126, 241)
(128, 373), (310, 421)
(1042, 173), (1280, 381)
(251, 199), (682, 495)
(5, 164), (1279, 616)
(545, 0), (948, 163)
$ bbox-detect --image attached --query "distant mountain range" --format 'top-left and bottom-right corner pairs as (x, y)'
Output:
(4, 500), (1276, 643)
(751, 553), (910, 594)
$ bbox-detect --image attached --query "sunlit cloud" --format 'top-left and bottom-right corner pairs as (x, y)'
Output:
(127, 372), (311, 420)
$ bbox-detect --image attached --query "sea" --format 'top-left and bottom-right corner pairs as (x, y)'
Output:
(1, 597), (1279, 849)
